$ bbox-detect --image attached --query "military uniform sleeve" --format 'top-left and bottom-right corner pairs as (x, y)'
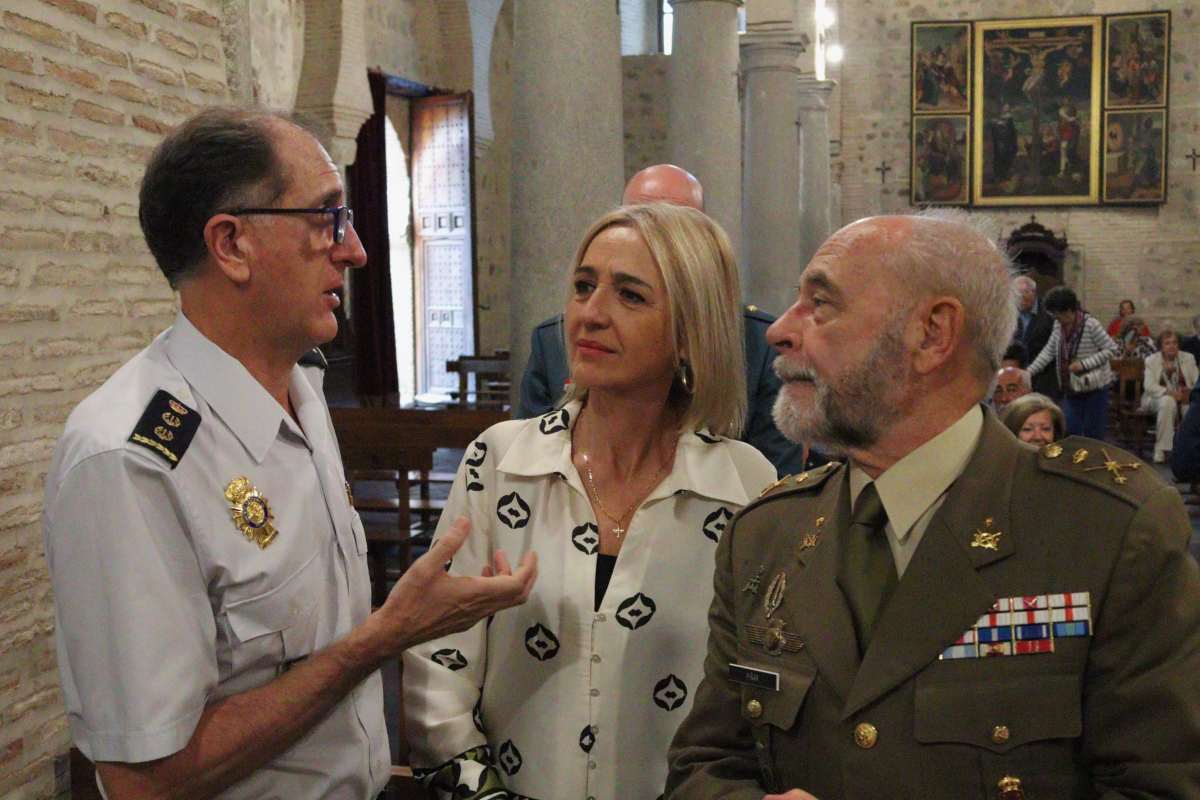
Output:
(43, 449), (218, 763)
(1171, 386), (1200, 483)
(666, 512), (765, 799)
(1083, 483), (1200, 797)
(402, 436), (509, 800)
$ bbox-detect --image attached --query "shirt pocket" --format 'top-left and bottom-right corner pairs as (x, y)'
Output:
(223, 551), (322, 681)
(915, 672), (1085, 798)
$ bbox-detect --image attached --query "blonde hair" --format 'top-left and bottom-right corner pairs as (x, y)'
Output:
(561, 203), (747, 437)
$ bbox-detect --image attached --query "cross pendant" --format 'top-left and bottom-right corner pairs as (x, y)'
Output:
(611, 525), (625, 539)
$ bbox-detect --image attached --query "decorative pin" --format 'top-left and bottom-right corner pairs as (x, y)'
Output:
(345, 481), (354, 507)
(747, 617), (805, 655)
(1072, 449), (1089, 464)
(224, 476), (278, 548)
(758, 475), (792, 498)
(1082, 448), (1141, 485)
(742, 564), (766, 594)
(971, 516), (1002, 550)
(1044, 443), (1063, 459)
(797, 516), (825, 557)
(763, 572), (787, 619)
(793, 472), (810, 486)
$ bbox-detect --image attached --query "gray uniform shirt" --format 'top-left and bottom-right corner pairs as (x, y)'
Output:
(43, 313), (390, 799)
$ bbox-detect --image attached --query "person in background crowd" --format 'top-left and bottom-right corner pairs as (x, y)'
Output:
(1011, 274), (1057, 398)
(1117, 315), (1157, 359)
(1141, 328), (1197, 463)
(518, 164), (815, 476)
(1001, 392), (1067, 447)
(41, 108), (536, 800)
(1178, 313), (1200, 363)
(1028, 286), (1120, 440)
(992, 365), (1031, 413)
(1106, 298), (1149, 339)
(1001, 341), (1028, 370)
(405, 204), (775, 800)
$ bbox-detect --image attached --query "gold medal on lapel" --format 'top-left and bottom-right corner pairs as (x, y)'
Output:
(763, 571), (787, 619)
(971, 517), (1003, 551)
(224, 476), (278, 549)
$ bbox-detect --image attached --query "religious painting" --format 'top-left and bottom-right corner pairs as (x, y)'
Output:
(912, 22), (971, 114)
(1102, 109), (1167, 203)
(1105, 12), (1169, 109)
(911, 116), (970, 205)
(973, 17), (1102, 206)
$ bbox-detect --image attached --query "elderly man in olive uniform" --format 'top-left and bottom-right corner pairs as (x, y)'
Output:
(667, 211), (1200, 799)
(43, 108), (536, 799)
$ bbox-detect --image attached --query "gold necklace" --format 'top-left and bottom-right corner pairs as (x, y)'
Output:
(579, 451), (673, 541)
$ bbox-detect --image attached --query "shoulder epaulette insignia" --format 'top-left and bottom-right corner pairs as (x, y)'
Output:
(128, 389), (200, 469)
(1037, 437), (1162, 504)
(755, 461), (842, 501)
(298, 348), (328, 370)
(743, 304), (776, 324)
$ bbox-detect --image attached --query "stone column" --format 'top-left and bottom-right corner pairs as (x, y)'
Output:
(668, 0), (743, 258)
(740, 31), (807, 313)
(797, 78), (837, 267)
(510, 1), (624, 398)
(294, 0), (373, 166)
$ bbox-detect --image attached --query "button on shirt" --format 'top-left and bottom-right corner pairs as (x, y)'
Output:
(848, 406), (983, 577)
(42, 313), (389, 799)
(402, 401), (776, 800)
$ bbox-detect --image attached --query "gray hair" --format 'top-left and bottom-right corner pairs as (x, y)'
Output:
(890, 208), (1018, 389)
(1013, 274), (1037, 292)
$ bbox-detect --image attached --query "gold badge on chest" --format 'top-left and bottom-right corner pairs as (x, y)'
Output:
(748, 617), (805, 655)
(224, 476), (278, 549)
(763, 571), (787, 619)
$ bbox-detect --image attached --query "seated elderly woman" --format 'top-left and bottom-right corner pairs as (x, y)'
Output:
(403, 204), (775, 800)
(1140, 328), (1198, 463)
(1001, 392), (1067, 448)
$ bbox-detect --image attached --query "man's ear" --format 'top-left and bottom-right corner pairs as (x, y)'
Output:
(910, 295), (966, 375)
(203, 214), (252, 284)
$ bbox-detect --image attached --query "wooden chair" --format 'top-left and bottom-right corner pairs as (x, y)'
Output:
(445, 354), (511, 409)
(1111, 358), (1153, 457)
(332, 408), (437, 605)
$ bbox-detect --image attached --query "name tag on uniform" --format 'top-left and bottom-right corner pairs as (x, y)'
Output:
(729, 663), (780, 691)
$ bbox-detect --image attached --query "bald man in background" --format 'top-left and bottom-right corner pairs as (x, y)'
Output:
(517, 164), (813, 476)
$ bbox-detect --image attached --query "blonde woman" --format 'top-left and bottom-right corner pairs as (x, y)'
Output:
(403, 204), (775, 800)
(1000, 392), (1067, 447)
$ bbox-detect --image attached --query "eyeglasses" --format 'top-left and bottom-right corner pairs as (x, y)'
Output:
(227, 205), (354, 244)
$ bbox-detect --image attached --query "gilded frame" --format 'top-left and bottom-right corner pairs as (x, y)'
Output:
(911, 115), (971, 206)
(972, 16), (1102, 206)
(912, 22), (972, 114)
(1102, 109), (1167, 204)
(1104, 12), (1170, 110)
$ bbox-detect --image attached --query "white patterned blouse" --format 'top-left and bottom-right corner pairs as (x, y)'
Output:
(402, 401), (776, 800)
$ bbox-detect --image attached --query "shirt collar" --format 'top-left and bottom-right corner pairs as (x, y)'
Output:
(164, 311), (301, 463)
(498, 400), (751, 506)
(849, 405), (983, 542)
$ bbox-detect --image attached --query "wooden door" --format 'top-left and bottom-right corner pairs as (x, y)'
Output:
(411, 93), (476, 396)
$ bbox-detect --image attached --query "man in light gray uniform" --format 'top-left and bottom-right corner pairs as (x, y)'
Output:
(43, 108), (536, 799)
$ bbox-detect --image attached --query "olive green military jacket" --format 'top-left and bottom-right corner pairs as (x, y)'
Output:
(667, 414), (1200, 799)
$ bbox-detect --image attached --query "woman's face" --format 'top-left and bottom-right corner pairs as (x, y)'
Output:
(1018, 409), (1057, 447)
(1054, 309), (1075, 329)
(565, 225), (676, 397)
(1119, 300), (1135, 317)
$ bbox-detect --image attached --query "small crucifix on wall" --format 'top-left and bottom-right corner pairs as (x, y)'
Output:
(1186, 148), (1200, 172)
(876, 161), (892, 184)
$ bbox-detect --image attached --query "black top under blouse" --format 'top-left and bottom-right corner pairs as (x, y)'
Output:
(594, 553), (617, 612)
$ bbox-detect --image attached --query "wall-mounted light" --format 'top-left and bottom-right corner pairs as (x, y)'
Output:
(826, 44), (845, 64)
(816, 8), (836, 30)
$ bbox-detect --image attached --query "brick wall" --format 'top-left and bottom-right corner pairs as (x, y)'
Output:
(832, 0), (1200, 331)
(0, 1), (227, 796)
